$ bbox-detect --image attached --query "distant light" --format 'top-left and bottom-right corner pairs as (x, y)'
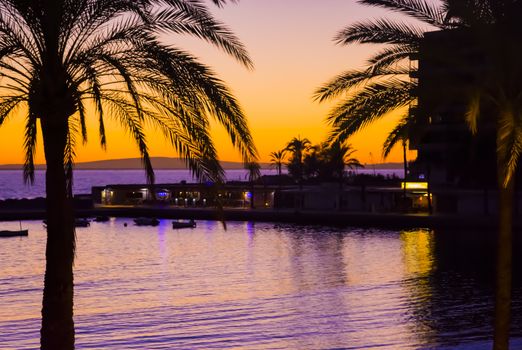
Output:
(418, 174), (425, 180)
(401, 182), (428, 190)
(245, 191), (252, 199)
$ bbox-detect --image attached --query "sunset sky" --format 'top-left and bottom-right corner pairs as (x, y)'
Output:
(0, 0), (418, 165)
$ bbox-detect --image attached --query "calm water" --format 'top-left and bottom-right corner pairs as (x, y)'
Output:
(1, 220), (522, 349)
(0, 168), (402, 199)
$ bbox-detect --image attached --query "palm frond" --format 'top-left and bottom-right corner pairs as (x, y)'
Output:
(77, 96), (88, 144)
(102, 95), (154, 184)
(465, 90), (481, 134)
(335, 18), (425, 45)
(0, 95), (24, 126)
(137, 43), (258, 163)
(498, 107), (522, 188)
(211, 0), (238, 7)
(382, 113), (409, 158)
(23, 112), (37, 185)
(367, 45), (415, 72)
(154, 1), (252, 68)
(314, 66), (409, 102)
(358, 0), (446, 28)
(65, 117), (78, 197)
(327, 79), (414, 144)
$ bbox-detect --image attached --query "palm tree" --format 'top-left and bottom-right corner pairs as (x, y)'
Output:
(303, 144), (320, 179)
(285, 136), (311, 187)
(244, 161), (261, 209)
(451, 2), (522, 348)
(0, 1), (256, 349)
(316, 0), (521, 347)
(322, 142), (362, 210)
(325, 142), (363, 182)
(269, 149), (286, 176)
(313, 0), (451, 155)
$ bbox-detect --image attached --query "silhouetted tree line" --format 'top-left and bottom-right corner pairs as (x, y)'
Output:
(270, 136), (363, 186)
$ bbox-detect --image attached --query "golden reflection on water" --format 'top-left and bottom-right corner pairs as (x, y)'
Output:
(400, 229), (436, 346)
(400, 229), (435, 277)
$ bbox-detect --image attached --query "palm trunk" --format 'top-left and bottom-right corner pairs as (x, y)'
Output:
(40, 117), (75, 350)
(493, 167), (514, 350)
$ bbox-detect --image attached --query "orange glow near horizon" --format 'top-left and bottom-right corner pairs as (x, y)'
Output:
(0, 1), (417, 166)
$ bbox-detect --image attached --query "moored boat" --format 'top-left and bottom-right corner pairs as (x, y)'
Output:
(43, 218), (91, 228)
(0, 229), (28, 238)
(172, 220), (196, 229)
(94, 215), (110, 222)
(134, 217), (160, 226)
(75, 218), (91, 227)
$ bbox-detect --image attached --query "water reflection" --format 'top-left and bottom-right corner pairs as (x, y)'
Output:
(1, 221), (522, 349)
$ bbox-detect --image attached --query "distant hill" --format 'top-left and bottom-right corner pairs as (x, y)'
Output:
(366, 162), (405, 170)
(0, 157), (270, 170)
(0, 157), (405, 170)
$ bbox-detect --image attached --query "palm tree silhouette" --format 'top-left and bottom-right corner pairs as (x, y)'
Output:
(449, 2), (522, 348)
(285, 136), (311, 187)
(325, 142), (363, 183)
(0, 1), (256, 349)
(244, 161), (261, 209)
(269, 149), (287, 176)
(316, 0), (522, 348)
(313, 0), (450, 155)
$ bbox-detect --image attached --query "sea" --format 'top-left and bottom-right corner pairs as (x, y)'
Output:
(1, 221), (522, 349)
(0, 168), (403, 200)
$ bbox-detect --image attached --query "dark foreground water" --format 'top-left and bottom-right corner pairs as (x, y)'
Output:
(1, 220), (522, 349)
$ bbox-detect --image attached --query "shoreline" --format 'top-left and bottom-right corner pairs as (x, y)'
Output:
(0, 206), (509, 231)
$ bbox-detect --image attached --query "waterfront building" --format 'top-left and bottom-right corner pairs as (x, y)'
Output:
(409, 29), (497, 188)
(407, 29), (520, 215)
(92, 182), (278, 209)
(92, 181), (432, 213)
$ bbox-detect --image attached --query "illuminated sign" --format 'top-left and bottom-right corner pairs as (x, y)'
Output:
(401, 182), (428, 190)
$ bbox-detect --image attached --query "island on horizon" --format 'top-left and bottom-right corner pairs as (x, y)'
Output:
(0, 157), (405, 171)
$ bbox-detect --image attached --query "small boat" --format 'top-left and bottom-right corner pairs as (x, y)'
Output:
(0, 229), (28, 238)
(172, 220), (196, 229)
(75, 218), (91, 227)
(43, 219), (90, 228)
(134, 217), (160, 226)
(94, 215), (110, 222)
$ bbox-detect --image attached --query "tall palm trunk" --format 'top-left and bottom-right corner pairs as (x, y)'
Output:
(493, 147), (514, 350)
(40, 116), (75, 350)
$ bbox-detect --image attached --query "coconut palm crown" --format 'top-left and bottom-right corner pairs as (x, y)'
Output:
(0, 1), (257, 349)
(313, 0), (455, 156)
(0, 0), (257, 187)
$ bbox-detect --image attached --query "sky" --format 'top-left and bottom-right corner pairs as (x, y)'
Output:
(0, 0), (417, 165)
